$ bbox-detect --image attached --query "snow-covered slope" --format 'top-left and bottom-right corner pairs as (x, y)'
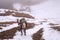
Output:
(28, 0), (60, 24)
(0, 0), (60, 40)
(31, 0), (60, 19)
(13, 0), (60, 40)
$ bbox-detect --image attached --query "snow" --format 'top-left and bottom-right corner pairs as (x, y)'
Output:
(12, 0), (60, 40)
(13, 24), (42, 40)
(42, 22), (60, 40)
(0, 0), (60, 40)
(0, 9), (5, 13)
(0, 16), (17, 22)
(30, 0), (60, 19)
(0, 23), (18, 32)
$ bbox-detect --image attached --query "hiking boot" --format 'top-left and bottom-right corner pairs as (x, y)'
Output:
(21, 33), (23, 36)
(24, 33), (26, 36)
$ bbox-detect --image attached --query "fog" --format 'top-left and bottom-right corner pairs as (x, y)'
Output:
(0, 0), (47, 10)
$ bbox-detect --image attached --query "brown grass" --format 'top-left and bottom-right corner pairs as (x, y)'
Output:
(0, 10), (34, 19)
(49, 23), (59, 26)
(0, 21), (35, 29)
(0, 27), (20, 39)
(51, 26), (60, 31)
(27, 23), (35, 29)
(12, 12), (34, 19)
(0, 21), (17, 24)
(32, 28), (44, 40)
(0, 10), (35, 39)
(0, 11), (13, 16)
(0, 23), (35, 39)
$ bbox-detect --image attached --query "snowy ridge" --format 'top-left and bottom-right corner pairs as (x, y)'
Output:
(0, 0), (60, 40)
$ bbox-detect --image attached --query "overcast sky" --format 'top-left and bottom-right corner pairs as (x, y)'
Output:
(0, 0), (47, 10)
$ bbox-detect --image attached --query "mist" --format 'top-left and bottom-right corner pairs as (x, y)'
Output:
(0, 0), (47, 10)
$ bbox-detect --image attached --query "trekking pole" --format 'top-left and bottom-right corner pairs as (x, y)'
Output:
(17, 19), (19, 23)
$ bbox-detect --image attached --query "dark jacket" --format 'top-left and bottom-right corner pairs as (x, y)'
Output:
(20, 18), (27, 29)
